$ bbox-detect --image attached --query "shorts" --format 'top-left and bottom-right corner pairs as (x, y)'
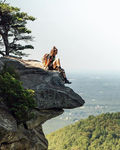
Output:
(48, 63), (54, 70)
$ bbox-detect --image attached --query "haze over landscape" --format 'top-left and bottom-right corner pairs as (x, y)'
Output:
(8, 0), (120, 73)
(6, 0), (120, 134)
(0, 1), (120, 149)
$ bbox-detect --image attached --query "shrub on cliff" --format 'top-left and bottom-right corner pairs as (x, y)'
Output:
(1, 63), (20, 79)
(0, 72), (36, 123)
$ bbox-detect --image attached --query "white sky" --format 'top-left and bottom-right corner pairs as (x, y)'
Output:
(8, 0), (120, 73)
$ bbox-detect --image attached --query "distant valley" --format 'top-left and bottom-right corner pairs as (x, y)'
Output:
(47, 112), (120, 150)
(43, 73), (120, 134)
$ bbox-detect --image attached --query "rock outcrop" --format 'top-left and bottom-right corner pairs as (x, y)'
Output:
(0, 56), (85, 150)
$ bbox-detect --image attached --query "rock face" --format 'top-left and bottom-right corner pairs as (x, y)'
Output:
(0, 56), (85, 150)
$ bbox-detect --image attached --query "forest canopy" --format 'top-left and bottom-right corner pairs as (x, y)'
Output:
(47, 112), (120, 150)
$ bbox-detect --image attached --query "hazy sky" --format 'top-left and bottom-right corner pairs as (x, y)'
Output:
(8, 0), (120, 73)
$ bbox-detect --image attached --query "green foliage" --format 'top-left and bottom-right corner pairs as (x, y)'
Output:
(1, 63), (20, 79)
(0, 3), (35, 56)
(47, 112), (120, 150)
(0, 72), (36, 123)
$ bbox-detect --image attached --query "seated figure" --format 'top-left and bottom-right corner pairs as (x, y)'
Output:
(43, 46), (71, 84)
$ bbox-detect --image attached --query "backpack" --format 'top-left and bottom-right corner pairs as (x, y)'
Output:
(42, 53), (49, 67)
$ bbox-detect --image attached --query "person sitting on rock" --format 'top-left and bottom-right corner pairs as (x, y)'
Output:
(43, 46), (71, 84)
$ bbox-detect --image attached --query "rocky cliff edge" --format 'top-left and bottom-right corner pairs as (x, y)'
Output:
(0, 56), (85, 150)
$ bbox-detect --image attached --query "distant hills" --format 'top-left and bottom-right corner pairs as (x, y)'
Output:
(47, 112), (120, 150)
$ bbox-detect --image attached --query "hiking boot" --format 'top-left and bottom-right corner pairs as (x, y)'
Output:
(64, 78), (72, 84)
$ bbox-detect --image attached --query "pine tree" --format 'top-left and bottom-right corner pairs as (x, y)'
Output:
(0, 2), (35, 56)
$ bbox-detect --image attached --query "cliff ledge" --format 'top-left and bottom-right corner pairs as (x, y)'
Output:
(0, 56), (85, 150)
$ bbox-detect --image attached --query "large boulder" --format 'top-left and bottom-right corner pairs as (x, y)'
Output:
(0, 56), (85, 109)
(0, 56), (85, 150)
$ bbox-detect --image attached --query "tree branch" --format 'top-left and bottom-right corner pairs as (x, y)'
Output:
(0, 51), (4, 56)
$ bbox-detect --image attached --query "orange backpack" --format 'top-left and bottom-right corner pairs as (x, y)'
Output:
(42, 53), (49, 67)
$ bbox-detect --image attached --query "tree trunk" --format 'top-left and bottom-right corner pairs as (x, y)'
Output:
(2, 33), (9, 56)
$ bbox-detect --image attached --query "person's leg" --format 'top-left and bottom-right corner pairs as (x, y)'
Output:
(60, 69), (71, 84)
(56, 58), (61, 67)
(56, 66), (71, 84)
(53, 58), (71, 84)
(59, 68), (66, 78)
(53, 58), (61, 69)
